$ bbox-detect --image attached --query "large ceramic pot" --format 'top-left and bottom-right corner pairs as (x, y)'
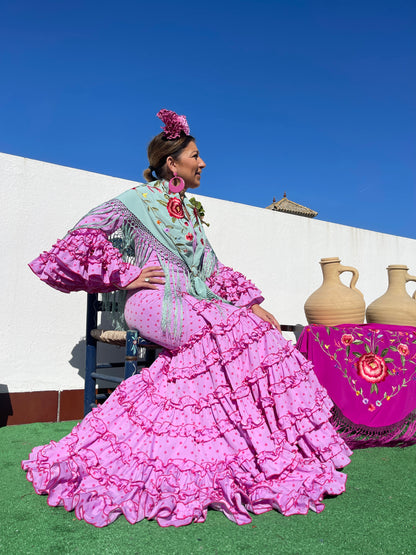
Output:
(366, 265), (416, 325)
(304, 257), (365, 325)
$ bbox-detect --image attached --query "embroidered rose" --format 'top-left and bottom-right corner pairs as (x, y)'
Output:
(185, 233), (194, 241)
(341, 333), (354, 346)
(398, 343), (409, 356)
(167, 197), (184, 219)
(356, 353), (388, 384)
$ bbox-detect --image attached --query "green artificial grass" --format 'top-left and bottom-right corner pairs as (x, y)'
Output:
(1, 421), (416, 554)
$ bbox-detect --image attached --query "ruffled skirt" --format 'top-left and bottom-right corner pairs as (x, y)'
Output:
(22, 297), (352, 527)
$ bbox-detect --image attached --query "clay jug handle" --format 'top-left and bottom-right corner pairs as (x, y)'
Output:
(406, 273), (416, 300)
(339, 265), (361, 293)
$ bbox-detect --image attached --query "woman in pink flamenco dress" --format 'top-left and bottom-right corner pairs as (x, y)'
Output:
(22, 110), (352, 528)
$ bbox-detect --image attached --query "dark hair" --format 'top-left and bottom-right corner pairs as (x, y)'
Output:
(143, 132), (196, 182)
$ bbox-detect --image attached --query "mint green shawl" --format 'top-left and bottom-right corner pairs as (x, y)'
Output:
(74, 180), (226, 341)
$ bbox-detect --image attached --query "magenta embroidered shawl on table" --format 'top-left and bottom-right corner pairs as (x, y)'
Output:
(296, 324), (416, 448)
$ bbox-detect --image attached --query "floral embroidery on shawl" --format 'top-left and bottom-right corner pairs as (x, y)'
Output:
(307, 326), (416, 412)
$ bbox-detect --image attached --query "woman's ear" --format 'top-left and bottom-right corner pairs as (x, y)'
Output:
(166, 156), (176, 175)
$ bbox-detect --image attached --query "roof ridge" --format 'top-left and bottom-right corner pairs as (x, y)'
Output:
(266, 195), (318, 218)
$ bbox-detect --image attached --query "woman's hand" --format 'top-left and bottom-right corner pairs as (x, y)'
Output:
(122, 266), (165, 290)
(251, 304), (281, 332)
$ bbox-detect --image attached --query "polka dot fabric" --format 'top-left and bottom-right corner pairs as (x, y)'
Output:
(24, 211), (352, 528)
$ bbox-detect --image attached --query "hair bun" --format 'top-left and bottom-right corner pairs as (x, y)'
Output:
(143, 167), (154, 182)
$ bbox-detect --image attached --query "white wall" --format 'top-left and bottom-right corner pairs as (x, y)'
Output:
(1, 152), (415, 392)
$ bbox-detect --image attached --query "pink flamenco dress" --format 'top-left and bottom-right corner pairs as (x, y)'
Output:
(22, 181), (352, 528)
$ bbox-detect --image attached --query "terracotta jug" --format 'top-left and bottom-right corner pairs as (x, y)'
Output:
(304, 257), (365, 325)
(366, 265), (416, 325)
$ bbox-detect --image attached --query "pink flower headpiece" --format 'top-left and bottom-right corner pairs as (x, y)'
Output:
(156, 109), (190, 140)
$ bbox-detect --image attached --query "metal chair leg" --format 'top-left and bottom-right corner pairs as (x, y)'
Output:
(84, 293), (98, 415)
(125, 330), (138, 379)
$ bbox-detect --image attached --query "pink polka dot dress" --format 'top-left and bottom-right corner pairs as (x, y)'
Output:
(23, 190), (352, 528)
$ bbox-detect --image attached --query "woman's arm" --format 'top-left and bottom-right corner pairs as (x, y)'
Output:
(206, 261), (281, 331)
(251, 304), (281, 332)
(29, 201), (147, 294)
(206, 261), (264, 307)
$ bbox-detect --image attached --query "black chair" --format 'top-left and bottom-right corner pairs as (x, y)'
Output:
(280, 324), (304, 340)
(84, 292), (159, 415)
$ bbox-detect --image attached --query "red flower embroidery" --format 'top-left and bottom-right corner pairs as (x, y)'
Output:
(398, 343), (409, 356)
(368, 403), (376, 412)
(356, 353), (388, 384)
(167, 197), (184, 219)
(200, 238), (204, 245)
(185, 232), (194, 241)
(341, 333), (354, 346)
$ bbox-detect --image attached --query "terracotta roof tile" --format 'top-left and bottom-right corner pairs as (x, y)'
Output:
(266, 194), (318, 218)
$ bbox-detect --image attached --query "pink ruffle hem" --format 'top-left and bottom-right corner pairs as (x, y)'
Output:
(22, 305), (352, 528)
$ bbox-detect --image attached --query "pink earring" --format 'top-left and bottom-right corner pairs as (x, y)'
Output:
(168, 173), (185, 194)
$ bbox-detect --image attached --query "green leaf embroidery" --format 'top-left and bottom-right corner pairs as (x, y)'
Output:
(364, 344), (371, 354)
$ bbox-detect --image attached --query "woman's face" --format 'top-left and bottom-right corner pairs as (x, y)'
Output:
(169, 141), (206, 190)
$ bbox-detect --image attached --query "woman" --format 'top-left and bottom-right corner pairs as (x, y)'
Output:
(23, 109), (352, 528)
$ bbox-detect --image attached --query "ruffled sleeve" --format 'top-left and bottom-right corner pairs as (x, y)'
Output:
(29, 207), (141, 293)
(206, 262), (264, 308)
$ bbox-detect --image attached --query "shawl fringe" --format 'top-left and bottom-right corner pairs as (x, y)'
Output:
(73, 193), (227, 341)
(331, 404), (416, 449)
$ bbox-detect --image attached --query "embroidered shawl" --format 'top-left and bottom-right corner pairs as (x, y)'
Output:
(72, 180), (226, 340)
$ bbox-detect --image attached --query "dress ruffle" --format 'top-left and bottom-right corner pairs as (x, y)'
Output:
(22, 305), (352, 528)
(28, 228), (141, 293)
(206, 263), (264, 307)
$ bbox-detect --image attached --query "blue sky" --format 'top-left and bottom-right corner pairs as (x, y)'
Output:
(1, 0), (415, 238)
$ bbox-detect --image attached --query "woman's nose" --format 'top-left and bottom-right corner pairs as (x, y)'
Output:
(199, 158), (206, 168)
